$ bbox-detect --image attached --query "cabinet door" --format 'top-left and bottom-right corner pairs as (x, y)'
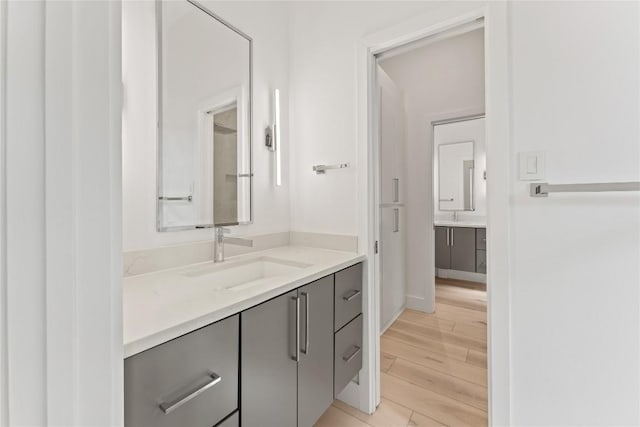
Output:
(380, 207), (406, 329)
(241, 291), (298, 427)
(379, 69), (406, 204)
(435, 226), (451, 270)
(451, 227), (476, 272)
(298, 276), (334, 427)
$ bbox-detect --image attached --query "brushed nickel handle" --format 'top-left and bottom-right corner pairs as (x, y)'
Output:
(393, 178), (399, 202)
(301, 291), (310, 355)
(450, 228), (454, 246)
(159, 373), (221, 414)
(342, 345), (361, 363)
(342, 289), (361, 302)
(291, 295), (300, 361)
(393, 208), (399, 233)
(446, 227), (450, 246)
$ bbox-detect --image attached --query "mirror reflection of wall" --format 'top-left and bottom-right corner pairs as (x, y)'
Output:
(438, 141), (474, 211)
(433, 117), (486, 220)
(213, 106), (239, 226)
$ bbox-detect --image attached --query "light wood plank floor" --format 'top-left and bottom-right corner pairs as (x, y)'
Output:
(315, 278), (487, 427)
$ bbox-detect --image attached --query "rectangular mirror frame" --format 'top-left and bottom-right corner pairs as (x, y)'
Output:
(156, 0), (253, 232)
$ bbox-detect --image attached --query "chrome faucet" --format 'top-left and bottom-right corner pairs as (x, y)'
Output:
(214, 227), (254, 263)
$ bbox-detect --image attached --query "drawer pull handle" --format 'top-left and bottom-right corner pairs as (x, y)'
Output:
(292, 296), (300, 361)
(342, 289), (361, 302)
(159, 373), (221, 414)
(342, 345), (361, 363)
(301, 291), (310, 355)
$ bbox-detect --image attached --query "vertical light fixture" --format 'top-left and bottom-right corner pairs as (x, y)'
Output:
(265, 89), (282, 186)
(274, 89), (281, 186)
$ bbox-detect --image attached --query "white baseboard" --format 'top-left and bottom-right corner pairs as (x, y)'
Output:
(380, 305), (405, 335)
(405, 294), (435, 313)
(436, 268), (486, 284)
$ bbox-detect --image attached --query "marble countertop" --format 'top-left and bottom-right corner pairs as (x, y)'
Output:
(434, 220), (486, 228)
(123, 245), (365, 358)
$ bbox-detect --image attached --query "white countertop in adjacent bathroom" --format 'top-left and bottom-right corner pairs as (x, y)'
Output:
(434, 220), (486, 228)
(123, 246), (365, 358)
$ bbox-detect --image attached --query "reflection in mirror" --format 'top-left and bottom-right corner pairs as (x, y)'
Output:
(157, 0), (252, 231)
(213, 106), (238, 226)
(438, 141), (475, 211)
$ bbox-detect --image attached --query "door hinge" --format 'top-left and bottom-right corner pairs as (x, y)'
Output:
(374, 240), (379, 254)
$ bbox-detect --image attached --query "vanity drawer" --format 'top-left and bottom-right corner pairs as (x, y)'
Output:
(334, 314), (363, 396)
(476, 228), (486, 250)
(334, 263), (363, 331)
(124, 315), (239, 427)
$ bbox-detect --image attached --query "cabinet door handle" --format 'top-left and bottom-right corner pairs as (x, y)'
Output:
(446, 227), (450, 246)
(450, 228), (454, 246)
(342, 345), (361, 363)
(342, 289), (361, 301)
(291, 295), (300, 361)
(301, 291), (310, 355)
(393, 208), (399, 232)
(393, 178), (399, 202)
(159, 372), (221, 414)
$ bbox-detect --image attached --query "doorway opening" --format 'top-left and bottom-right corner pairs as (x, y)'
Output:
(373, 22), (488, 425)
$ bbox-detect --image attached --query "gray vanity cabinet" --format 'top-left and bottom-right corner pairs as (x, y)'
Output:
(241, 276), (335, 427)
(241, 290), (298, 427)
(450, 227), (476, 272)
(436, 226), (486, 274)
(435, 226), (451, 269)
(124, 315), (239, 427)
(298, 276), (335, 427)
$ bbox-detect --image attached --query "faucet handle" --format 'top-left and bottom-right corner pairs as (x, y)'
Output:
(216, 226), (231, 236)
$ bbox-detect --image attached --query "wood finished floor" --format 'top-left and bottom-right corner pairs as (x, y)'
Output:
(315, 278), (487, 427)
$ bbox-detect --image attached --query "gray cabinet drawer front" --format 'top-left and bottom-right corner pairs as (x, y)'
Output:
(124, 315), (239, 427)
(476, 250), (486, 274)
(216, 411), (238, 427)
(435, 226), (451, 270)
(334, 314), (363, 397)
(334, 263), (363, 331)
(476, 228), (486, 250)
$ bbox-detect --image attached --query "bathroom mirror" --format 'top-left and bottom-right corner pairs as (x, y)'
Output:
(157, 0), (252, 231)
(438, 141), (475, 211)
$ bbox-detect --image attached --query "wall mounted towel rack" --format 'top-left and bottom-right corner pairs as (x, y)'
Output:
(313, 163), (350, 174)
(530, 181), (640, 197)
(158, 195), (193, 202)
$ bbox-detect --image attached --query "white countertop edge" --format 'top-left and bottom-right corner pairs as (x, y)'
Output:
(124, 251), (366, 358)
(433, 221), (486, 228)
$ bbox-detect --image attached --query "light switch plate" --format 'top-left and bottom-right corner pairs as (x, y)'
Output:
(518, 151), (545, 181)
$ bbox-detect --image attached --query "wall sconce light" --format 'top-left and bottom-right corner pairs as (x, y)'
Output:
(265, 89), (281, 186)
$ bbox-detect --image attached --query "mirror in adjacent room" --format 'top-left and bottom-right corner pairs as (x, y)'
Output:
(437, 141), (475, 211)
(157, 0), (252, 231)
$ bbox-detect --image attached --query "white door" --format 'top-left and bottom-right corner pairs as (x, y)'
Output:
(378, 66), (407, 330)
(380, 207), (407, 330)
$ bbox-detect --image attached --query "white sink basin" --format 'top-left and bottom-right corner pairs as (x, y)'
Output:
(182, 256), (312, 291)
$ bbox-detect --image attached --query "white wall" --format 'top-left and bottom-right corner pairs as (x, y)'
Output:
(378, 28), (485, 310)
(123, 1), (290, 251)
(289, 1), (640, 424)
(288, 1), (444, 235)
(509, 2), (640, 424)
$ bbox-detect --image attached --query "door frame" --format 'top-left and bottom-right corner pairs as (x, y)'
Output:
(356, 2), (512, 424)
